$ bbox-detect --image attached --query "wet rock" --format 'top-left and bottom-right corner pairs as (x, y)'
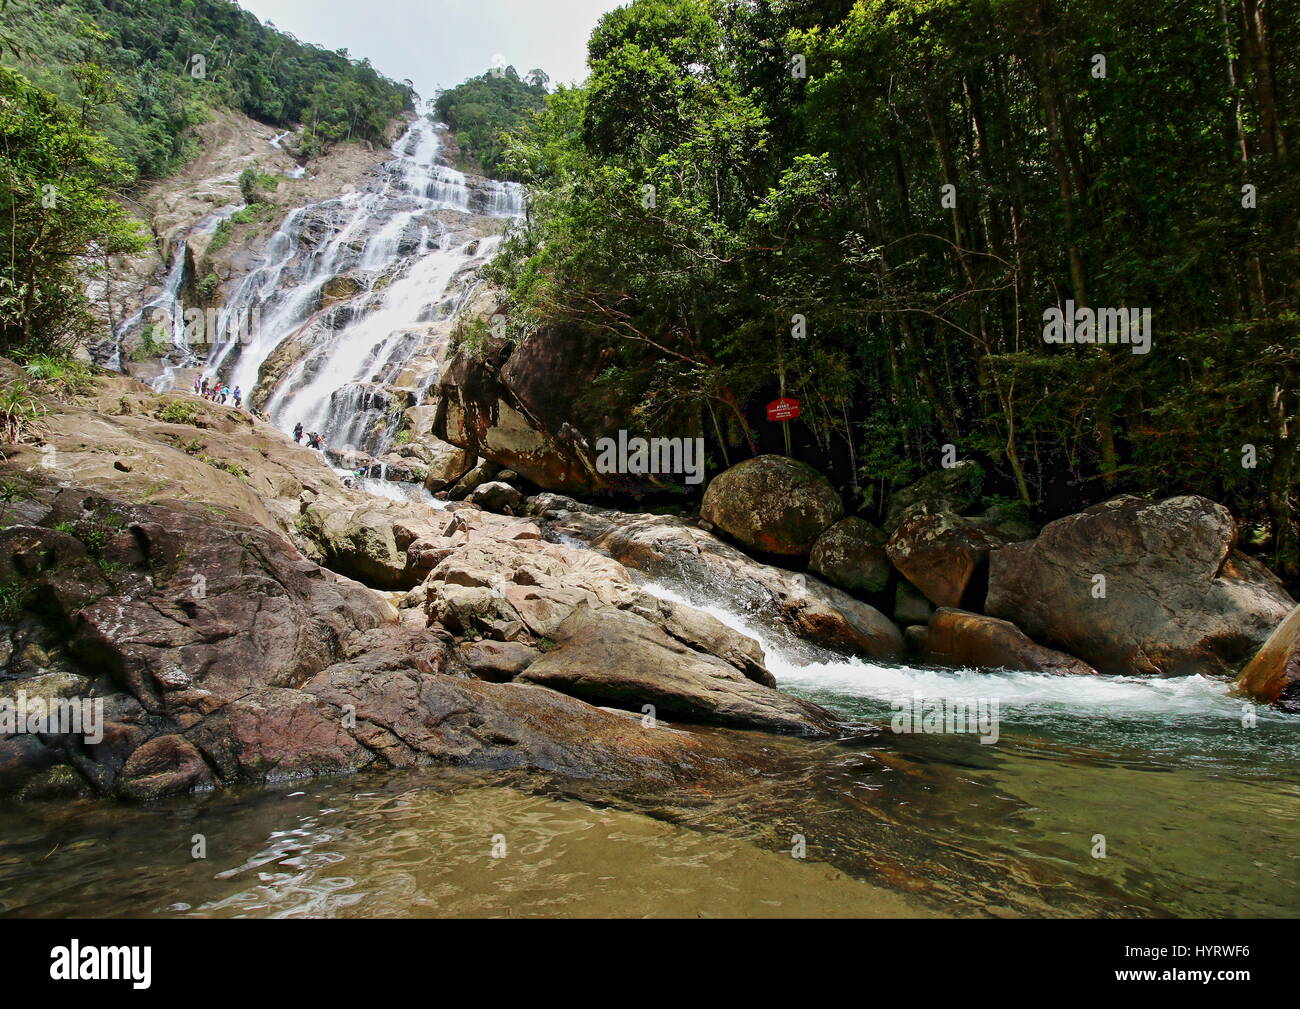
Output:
(903, 624), (929, 655)
(1233, 604), (1300, 712)
(924, 608), (1098, 676)
(886, 511), (1007, 610)
(117, 734), (213, 800)
(540, 500), (903, 661)
(519, 605), (838, 736)
(321, 274), (363, 305)
(985, 495), (1295, 676)
(700, 455), (844, 557)
(304, 626), (762, 785)
(14, 764), (92, 801)
(809, 516), (890, 594)
(187, 687), (374, 783)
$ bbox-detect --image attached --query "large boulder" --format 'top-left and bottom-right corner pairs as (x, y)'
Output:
(423, 439), (476, 492)
(924, 608), (1098, 676)
(886, 511), (1007, 610)
(986, 495), (1295, 677)
(700, 455), (844, 556)
(885, 460), (983, 531)
(434, 327), (615, 494)
(466, 480), (523, 514)
(809, 517), (890, 594)
(519, 605), (838, 735)
(1233, 605), (1300, 711)
(421, 522), (786, 683)
(447, 458), (501, 500)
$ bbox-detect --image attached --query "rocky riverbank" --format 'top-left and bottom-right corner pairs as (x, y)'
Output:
(1, 364), (1295, 805)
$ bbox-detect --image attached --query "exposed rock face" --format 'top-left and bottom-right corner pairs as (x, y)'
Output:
(529, 494), (903, 662)
(0, 478), (804, 799)
(1233, 605), (1300, 711)
(809, 516), (890, 594)
(302, 627), (756, 785)
(0, 483), (392, 797)
(459, 640), (541, 682)
(923, 608), (1098, 676)
(885, 460), (983, 531)
(434, 328), (614, 494)
(448, 458), (501, 500)
(886, 511), (1007, 610)
(422, 438), (476, 492)
(520, 606), (836, 735)
(701, 455), (844, 557)
(986, 495), (1295, 676)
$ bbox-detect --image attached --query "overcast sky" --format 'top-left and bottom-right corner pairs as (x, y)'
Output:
(238, 0), (625, 102)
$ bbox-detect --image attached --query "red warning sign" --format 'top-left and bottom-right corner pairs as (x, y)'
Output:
(766, 398), (801, 422)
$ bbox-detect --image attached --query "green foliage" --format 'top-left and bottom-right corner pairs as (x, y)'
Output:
(0, 66), (148, 357)
(199, 454), (248, 479)
(434, 67), (548, 179)
(0, 475), (34, 502)
(20, 354), (95, 397)
(3, 0), (414, 179)
(493, 0), (1300, 572)
(0, 576), (32, 623)
(129, 323), (164, 360)
(156, 398), (200, 425)
(206, 201), (276, 254)
(238, 167), (278, 204)
(0, 380), (45, 441)
(195, 272), (220, 303)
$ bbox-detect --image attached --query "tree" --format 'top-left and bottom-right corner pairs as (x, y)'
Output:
(0, 66), (147, 355)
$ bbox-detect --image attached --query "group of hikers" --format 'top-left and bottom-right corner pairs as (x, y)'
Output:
(194, 374), (243, 410)
(192, 375), (338, 457)
(292, 421), (326, 452)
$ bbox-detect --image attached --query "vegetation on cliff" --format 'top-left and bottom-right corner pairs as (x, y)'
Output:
(433, 66), (550, 180)
(0, 65), (147, 356)
(488, 0), (1299, 574)
(3, 0), (414, 177)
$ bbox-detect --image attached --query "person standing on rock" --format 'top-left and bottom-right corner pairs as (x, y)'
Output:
(201, 376), (210, 398)
(232, 386), (242, 409)
(293, 422), (303, 443)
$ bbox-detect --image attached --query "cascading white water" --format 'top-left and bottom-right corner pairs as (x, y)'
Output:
(635, 575), (1298, 753)
(110, 204), (245, 383)
(207, 118), (523, 460)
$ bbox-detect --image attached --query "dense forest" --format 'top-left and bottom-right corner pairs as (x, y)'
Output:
(0, 0), (414, 357)
(488, 0), (1299, 574)
(2, 0), (414, 177)
(433, 66), (550, 179)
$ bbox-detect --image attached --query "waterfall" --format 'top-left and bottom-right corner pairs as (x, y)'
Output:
(206, 117), (523, 462)
(107, 204), (244, 386)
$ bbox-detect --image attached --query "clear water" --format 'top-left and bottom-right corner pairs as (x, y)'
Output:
(1, 565), (1294, 917)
